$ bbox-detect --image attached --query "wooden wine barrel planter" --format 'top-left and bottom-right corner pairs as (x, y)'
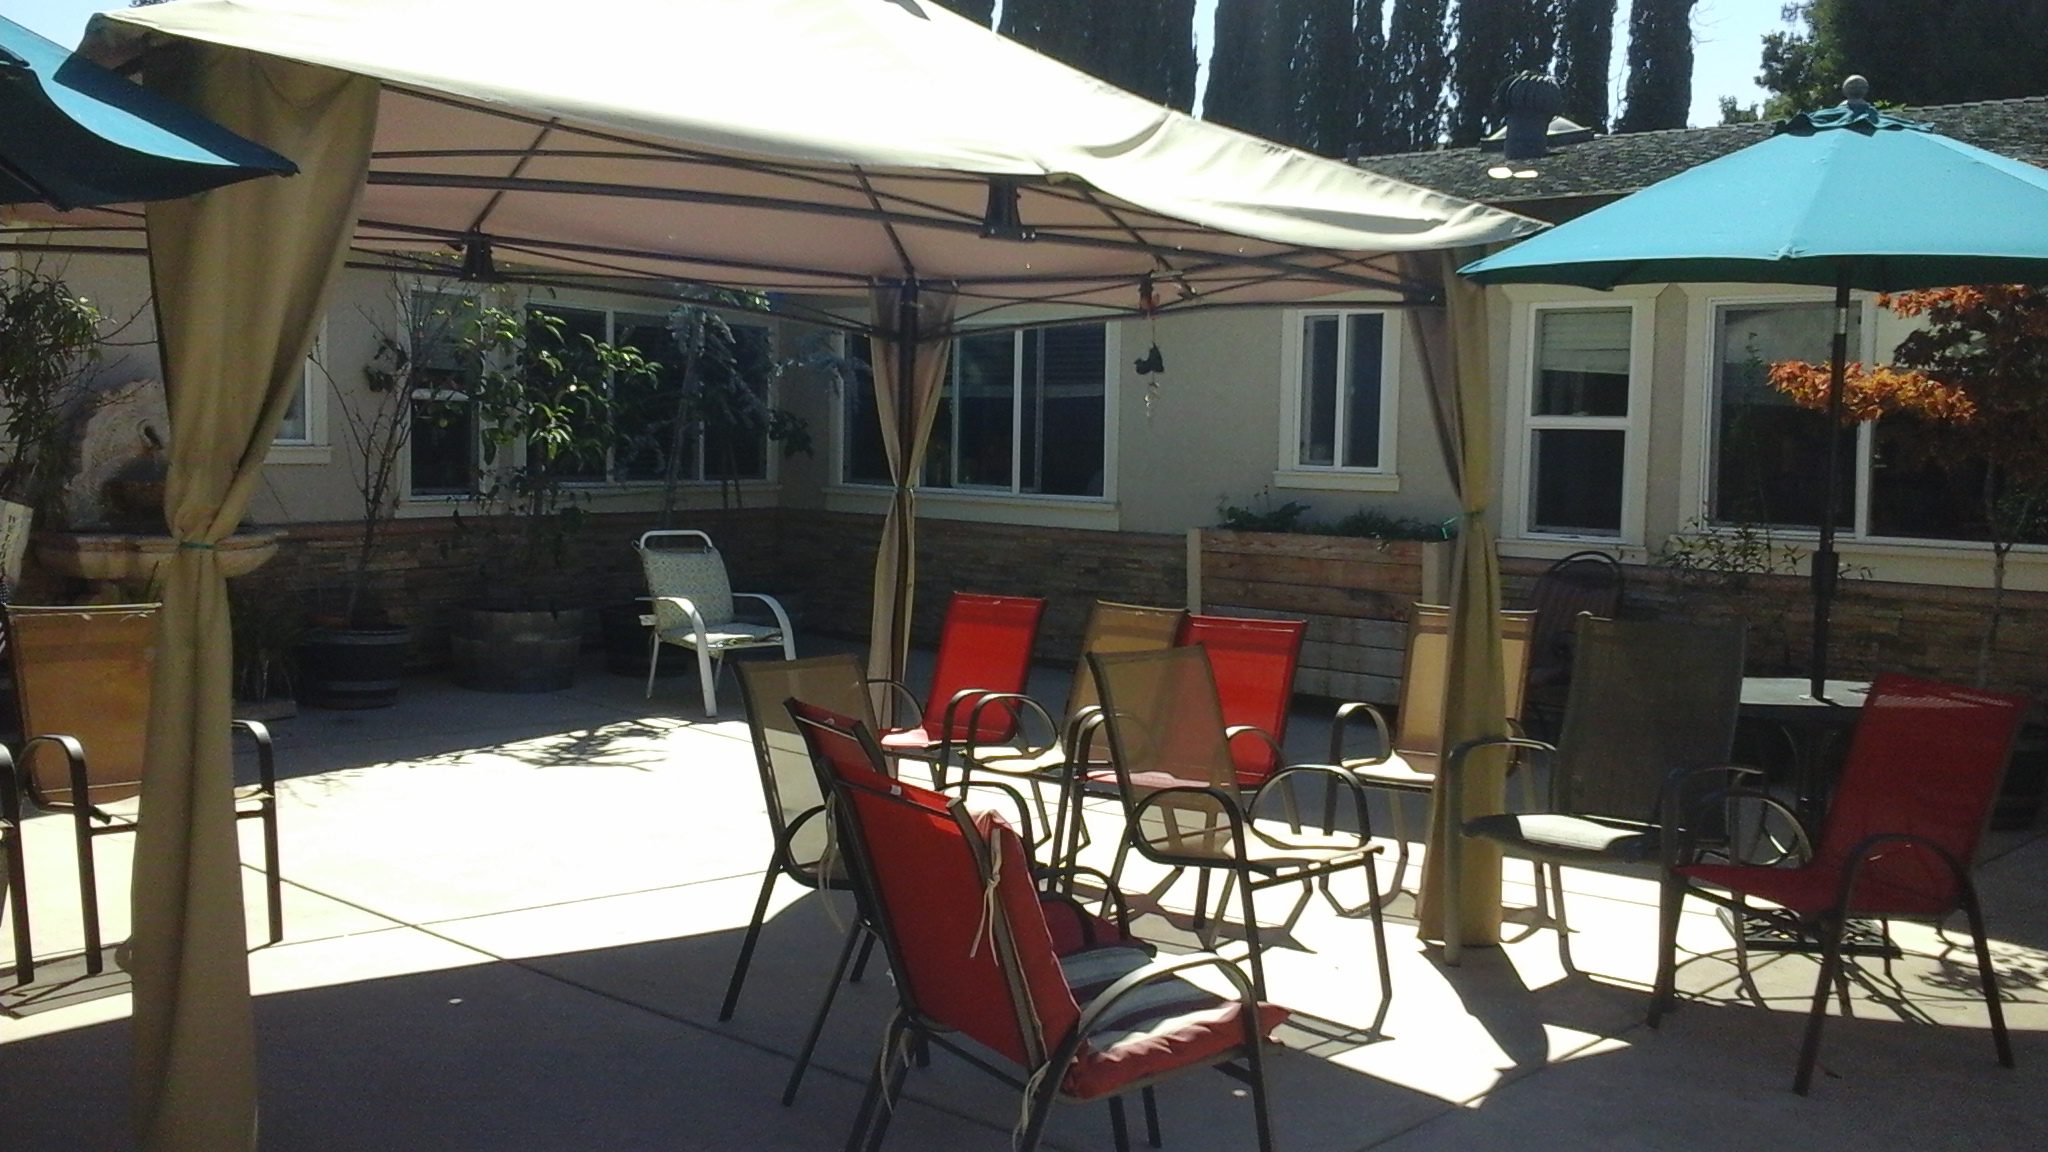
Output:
(451, 608), (587, 693)
(299, 625), (412, 709)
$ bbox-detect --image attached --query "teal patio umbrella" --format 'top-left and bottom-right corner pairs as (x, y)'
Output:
(1462, 82), (2048, 696)
(0, 15), (294, 209)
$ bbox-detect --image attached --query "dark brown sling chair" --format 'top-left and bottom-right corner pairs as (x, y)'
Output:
(5, 603), (281, 975)
(792, 699), (1284, 1152)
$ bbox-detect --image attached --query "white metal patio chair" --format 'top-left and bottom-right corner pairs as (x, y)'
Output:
(636, 530), (794, 714)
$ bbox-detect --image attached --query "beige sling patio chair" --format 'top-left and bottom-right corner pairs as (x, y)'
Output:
(5, 602), (282, 975)
(1090, 645), (1391, 1020)
(1326, 605), (1536, 894)
(636, 529), (794, 715)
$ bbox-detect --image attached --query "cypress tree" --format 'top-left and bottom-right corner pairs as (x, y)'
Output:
(1377, 0), (1451, 151)
(1553, 0), (1615, 131)
(1616, 0), (1697, 132)
(1447, 1), (1559, 146)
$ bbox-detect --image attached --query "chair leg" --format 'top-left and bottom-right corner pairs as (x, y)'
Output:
(644, 634), (662, 699)
(718, 866), (780, 1021)
(849, 927), (876, 983)
(847, 1010), (908, 1152)
(1239, 872), (1267, 1004)
(260, 804), (284, 946)
(1141, 1086), (1162, 1148)
(1362, 854), (1393, 1036)
(1795, 915), (1849, 1095)
(74, 809), (102, 976)
(4, 835), (30, 984)
(1648, 875), (1685, 1027)
(1192, 868), (1212, 931)
(697, 645), (720, 716)
(783, 922), (866, 1106)
(1960, 882), (2014, 1070)
(1108, 1095), (1132, 1152)
(1244, 1007), (1278, 1152)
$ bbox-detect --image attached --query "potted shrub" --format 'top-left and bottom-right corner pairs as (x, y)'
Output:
(0, 266), (108, 594)
(449, 302), (652, 692)
(297, 286), (454, 708)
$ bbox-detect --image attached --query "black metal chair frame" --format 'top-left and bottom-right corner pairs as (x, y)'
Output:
(19, 720), (282, 975)
(793, 706), (1274, 1152)
(2, 746), (29, 984)
(1521, 550), (1624, 738)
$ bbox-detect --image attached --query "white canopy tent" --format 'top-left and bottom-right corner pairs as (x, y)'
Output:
(34, 1), (1538, 1146)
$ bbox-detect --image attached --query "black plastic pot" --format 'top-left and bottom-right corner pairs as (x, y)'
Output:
(451, 608), (587, 693)
(601, 597), (684, 677)
(299, 625), (411, 709)
(1992, 722), (2048, 831)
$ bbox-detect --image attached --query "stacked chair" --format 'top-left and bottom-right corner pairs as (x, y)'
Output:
(1176, 614), (1307, 792)
(1651, 674), (2027, 1094)
(1518, 550), (1623, 739)
(791, 700), (1284, 1152)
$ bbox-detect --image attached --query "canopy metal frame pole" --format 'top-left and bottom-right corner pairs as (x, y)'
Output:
(890, 278), (920, 700)
(1810, 273), (1851, 699)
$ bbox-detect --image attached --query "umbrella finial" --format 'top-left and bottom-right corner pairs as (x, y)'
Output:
(1842, 75), (1871, 107)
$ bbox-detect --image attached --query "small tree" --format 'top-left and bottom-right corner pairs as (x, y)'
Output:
(457, 304), (654, 611)
(647, 299), (815, 519)
(0, 267), (106, 513)
(1770, 284), (2048, 685)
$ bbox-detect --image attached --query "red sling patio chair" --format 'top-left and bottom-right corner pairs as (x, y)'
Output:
(1650, 674), (2027, 1094)
(791, 701), (1283, 1152)
(952, 600), (1187, 864)
(874, 591), (1045, 787)
(1089, 645), (1391, 1019)
(1176, 613), (1306, 792)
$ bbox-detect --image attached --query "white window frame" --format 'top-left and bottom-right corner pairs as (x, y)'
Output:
(267, 319), (330, 465)
(1501, 290), (1657, 546)
(1273, 307), (1401, 493)
(829, 322), (1120, 521)
(1680, 290), (1884, 539)
(400, 286), (483, 503)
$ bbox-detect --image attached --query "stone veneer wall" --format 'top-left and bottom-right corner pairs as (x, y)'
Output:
(209, 509), (1187, 669)
(1501, 556), (2048, 708)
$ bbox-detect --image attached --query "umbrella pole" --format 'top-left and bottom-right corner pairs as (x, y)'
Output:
(1810, 275), (1851, 699)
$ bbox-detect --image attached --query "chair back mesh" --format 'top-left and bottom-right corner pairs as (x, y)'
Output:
(793, 701), (1068, 1067)
(1392, 605), (1538, 766)
(639, 535), (737, 630)
(926, 592), (1046, 742)
(1176, 614), (1305, 788)
(1551, 617), (1745, 822)
(1090, 646), (1245, 863)
(737, 655), (875, 875)
(6, 603), (158, 806)
(1812, 675), (2025, 909)
(1063, 600), (1186, 722)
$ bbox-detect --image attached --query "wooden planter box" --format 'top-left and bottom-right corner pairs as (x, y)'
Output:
(1189, 528), (1452, 704)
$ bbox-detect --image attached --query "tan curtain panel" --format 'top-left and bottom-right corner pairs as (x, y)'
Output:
(133, 44), (377, 1152)
(1403, 250), (1509, 958)
(864, 285), (956, 702)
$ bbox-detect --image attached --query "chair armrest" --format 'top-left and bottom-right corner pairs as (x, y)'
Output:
(730, 591), (794, 638)
(863, 677), (928, 730)
(1250, 761), (1374, 841)
(232, 719), (278, 794)
(1035, 864), (1134, 937)
(1065, 706), (1108, 767)
(1224, 724), (1285, 771)
(1128, 785), (1252, 867)
(1329, 700), (1393, 768)
(938, 775), (1038, 851)
(1832, 832), (1972, 914)
(20, 733), (96, 819)
(959, 692), (1061, 764)
(1072, 951), (1259, 1038)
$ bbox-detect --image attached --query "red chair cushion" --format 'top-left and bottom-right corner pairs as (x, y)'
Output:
(1056, 944), (1289, 1100)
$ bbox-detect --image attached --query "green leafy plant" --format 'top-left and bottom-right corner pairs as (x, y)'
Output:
(642, 296), (815, 516)
(0, 267), (108, 513)
(1217, 491), (1455, 541)
(456, 304), (655, 611)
